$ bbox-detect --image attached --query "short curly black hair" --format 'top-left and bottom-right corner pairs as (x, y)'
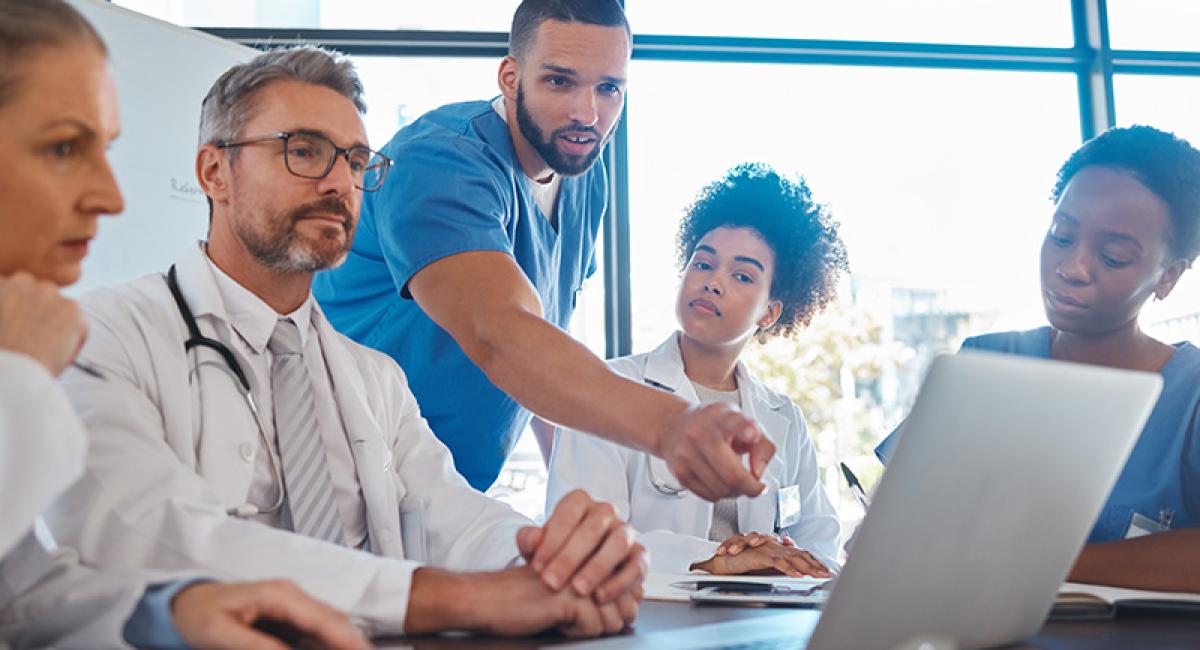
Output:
(676, 163), (848, 338)
(1052, 125), (1200, 262)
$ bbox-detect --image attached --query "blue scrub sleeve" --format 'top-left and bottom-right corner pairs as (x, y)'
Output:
(875, 337), (987, 465)
(374, 136), (515, 298)
(122, 578), (208, 648)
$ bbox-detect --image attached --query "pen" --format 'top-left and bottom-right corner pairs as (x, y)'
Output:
(72, 360), (106, 380)
(840, 462), (870, 510)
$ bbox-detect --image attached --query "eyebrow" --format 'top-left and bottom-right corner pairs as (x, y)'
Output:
(541, 63), (626, 86)
(734, 255), (766, 272)
(1052, 211), (1078, 225)
(293, 127), (369, 151)
(694, 245), (766, 272)
(1054, 210), (1144, 252)
(40, 118), (96, 138)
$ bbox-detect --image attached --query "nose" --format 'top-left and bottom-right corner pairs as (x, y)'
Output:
(318, 153), (357, 197)
(81, 154), (125, 218)
(1056, 249), (1091, 286)
(567, 89), (599, 128)
(704, 281), (722, 296)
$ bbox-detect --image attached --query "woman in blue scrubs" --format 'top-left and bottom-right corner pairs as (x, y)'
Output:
(878, 125), (1200, 593)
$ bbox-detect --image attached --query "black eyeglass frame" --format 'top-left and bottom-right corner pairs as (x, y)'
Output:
(216, 130), (391, 192)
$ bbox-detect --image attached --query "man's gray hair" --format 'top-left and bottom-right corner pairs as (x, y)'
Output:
(198, 45), (366, 148)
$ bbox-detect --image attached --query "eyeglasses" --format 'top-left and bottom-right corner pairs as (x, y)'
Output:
(216, 130), (391, 192)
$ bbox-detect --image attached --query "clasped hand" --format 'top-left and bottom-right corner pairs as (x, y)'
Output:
(691, 531), (832, 579)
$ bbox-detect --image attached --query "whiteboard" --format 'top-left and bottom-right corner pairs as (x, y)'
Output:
(67, 0), (253, 295)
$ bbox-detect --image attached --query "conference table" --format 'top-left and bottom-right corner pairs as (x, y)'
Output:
(376, 600), (1200, 649)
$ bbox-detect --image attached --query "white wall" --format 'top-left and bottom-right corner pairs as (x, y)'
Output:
(67, 0), (252, 295)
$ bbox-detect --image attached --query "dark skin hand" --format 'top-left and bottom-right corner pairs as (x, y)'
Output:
(690, 532), (832, 579)
(1068, 529), (1200, 593)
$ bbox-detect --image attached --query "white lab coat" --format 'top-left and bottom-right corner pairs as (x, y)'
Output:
(39, 244), (529, 635)
(547, 334), (840, 574)
(0, 350), (152, 648)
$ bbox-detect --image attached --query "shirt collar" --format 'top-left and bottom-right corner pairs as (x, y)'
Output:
(203, 251), (315, 355)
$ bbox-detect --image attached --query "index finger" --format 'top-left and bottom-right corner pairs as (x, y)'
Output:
(747, 435), (775, 481)
(701, 414), (767, 498)
(725, 415), (774, 480)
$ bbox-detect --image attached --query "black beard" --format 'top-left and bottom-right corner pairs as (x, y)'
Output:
(515, 84), (605, 177)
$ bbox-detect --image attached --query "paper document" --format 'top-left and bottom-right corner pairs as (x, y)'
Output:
(644, 571), (832, 603)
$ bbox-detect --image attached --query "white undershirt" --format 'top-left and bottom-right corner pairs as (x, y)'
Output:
(492, 96), (561, 225)
(692, 381), (742, 542)
(204, 255), (369, 548)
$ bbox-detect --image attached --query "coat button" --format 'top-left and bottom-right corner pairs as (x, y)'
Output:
(239, 442), (256, 463)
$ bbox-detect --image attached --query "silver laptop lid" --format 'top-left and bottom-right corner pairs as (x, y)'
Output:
(809, 351), (1161, 650)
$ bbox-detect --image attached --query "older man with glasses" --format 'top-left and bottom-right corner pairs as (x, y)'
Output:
(37, 45), (645, 639)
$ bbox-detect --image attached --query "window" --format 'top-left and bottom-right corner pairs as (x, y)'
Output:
(625, 61), (1080, 514)
(103, 0), (1200, 529)
(113, 0), (520, 31)
(1107, 0), (1200, 51)
(626, 0), (1071, 46)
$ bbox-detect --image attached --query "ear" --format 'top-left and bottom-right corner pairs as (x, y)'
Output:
(195, 144), (230, 207)
(497, 55), (520, 102)
(1154, 258), (1190, 301)
(757, 299), (783, 332)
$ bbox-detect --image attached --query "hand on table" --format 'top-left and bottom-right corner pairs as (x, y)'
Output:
(171, 580), (368, 650)
(691, 532), (832, 579)
(406, 566), (640, 638)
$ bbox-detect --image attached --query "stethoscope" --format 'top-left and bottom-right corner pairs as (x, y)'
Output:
(647, 461), (687, 497)
(166, 265), (286, 518)
(642, 377), (688, 497)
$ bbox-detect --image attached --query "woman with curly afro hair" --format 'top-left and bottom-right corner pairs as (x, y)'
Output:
(547, 163), (849, 576)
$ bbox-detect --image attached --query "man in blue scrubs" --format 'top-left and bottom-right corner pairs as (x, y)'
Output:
(315, 0), (774, 500)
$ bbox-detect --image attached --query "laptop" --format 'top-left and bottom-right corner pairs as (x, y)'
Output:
(566, 350), (1162, 650)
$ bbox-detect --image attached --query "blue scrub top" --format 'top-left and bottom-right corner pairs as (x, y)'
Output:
(875, 326), (1200, 543)
(314, 100), (607, 490)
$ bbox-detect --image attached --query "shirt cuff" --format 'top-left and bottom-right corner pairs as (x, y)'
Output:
(122, 579), (209, 649)
(352, 561), (421, 636)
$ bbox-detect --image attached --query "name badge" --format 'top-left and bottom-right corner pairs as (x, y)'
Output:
(776, 484), (802, 531)
(1124, 510), (1170, 539)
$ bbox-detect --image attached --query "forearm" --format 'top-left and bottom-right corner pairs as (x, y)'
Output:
(403, 568), (480, 635)
(1068, 530), (1200, 592)
(466, 308), (686, 454)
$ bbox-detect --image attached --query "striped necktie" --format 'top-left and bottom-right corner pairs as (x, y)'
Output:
(268, 318), (345, 544)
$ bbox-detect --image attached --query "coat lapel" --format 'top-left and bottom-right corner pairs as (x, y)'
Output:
(313, 309), (405, 559)
(174, 245), (263, 508)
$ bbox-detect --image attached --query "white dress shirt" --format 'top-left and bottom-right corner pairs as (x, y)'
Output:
(206, 256), (369, 548)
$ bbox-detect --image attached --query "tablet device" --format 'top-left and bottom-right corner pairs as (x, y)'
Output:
(690, 582), (830, 607)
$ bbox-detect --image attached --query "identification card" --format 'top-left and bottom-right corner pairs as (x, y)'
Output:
(776, 484), (802, 531)
(1125, 511), (1169, 539)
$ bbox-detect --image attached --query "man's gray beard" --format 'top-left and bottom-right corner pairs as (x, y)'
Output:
(235, 219), (349, 273)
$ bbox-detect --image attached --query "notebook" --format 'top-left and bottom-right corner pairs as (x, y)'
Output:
(1051, 582), (1200, 620)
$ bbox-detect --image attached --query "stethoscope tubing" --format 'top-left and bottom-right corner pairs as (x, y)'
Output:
(166, 266), (286, 517)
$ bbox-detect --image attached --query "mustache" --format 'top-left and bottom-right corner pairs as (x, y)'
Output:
(551, 123), (601, 139)
(287, 196), (354, 226)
